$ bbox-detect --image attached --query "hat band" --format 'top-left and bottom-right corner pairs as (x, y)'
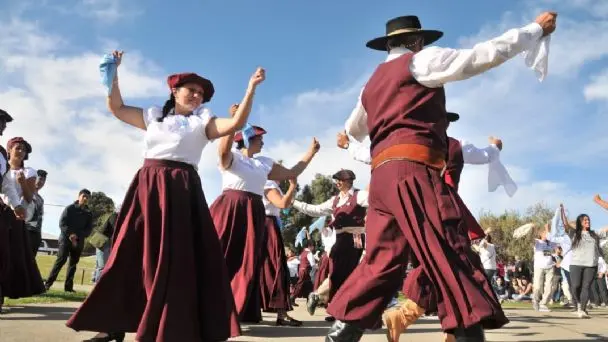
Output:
(387, 28), (421, 36)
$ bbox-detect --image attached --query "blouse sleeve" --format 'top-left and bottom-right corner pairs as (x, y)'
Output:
(264, 180), (280, 191)
(196, 106), (217, 142)
(24, 167), (38, 179)
(255, 156), (274, 177)
(143, 106), (162, 127)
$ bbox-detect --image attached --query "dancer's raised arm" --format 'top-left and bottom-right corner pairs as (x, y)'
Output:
(106, 51), (145, 130)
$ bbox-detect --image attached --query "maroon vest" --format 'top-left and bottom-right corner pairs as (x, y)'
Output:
(328, 190), (366, 230)
(299, 249), (311, 272)
(445, 137), (464, 191)
(361, 53), (448, 158)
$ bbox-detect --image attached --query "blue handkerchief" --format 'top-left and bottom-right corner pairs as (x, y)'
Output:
(241, 124), (257, 148)
(99, 54), (117, 95)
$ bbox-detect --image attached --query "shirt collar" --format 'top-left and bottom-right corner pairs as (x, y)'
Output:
(386, 47), (410, 62)
(338, 188), (355, 200)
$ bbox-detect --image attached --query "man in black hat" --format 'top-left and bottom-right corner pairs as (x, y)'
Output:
(291, 169), (368, 321)
(325, 11), (557, 342)
(45, 189), (93, 292)
(25, 169), (48, 256)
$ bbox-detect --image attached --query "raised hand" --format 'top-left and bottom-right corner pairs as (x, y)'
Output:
(337, 131), (350, 149)
(249, 67), (266, 88)
(594, 194), (602, 203)
(489, 136), (503, 150)
(309, 137), (321, 154)
(15, 170), (26, 185)
(535, 11), (557, 36)
(288, 179), (297, 187)
(112, 50), (124, 67)
(229, 103), (239, 117)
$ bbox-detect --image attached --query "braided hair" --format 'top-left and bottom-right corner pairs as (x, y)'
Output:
(157, 94), (176, 122)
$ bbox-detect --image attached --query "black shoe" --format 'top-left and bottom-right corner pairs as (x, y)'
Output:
(44, 283), (52, 291)
(451, 324), (485, 342)
(83, 332), (125, 342)
(307, 292), (319, 315)
(276, 317), (303, 327)
(64, 288), (75, 293)
(325, 315), (336, 322)
(325, 320), (364, 342)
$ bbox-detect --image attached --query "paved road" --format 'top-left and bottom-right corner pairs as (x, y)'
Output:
(1, 300), (607, 341)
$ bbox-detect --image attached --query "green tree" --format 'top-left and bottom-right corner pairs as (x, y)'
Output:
(83, 192), (115, 252)
(478, 202), (555, 264)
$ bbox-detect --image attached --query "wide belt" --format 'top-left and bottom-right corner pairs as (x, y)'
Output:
(371, 143), (446, 174)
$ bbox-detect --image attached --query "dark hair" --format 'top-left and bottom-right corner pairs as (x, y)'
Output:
(485, 235), (492, 244)
(387, 35), (422, 51)
(37, 169), (47, 178)
(572, 214), (599, 249)
(158, 94), (176, 122)
(79, 188), (91, 197)
(235, 140), (246, 150)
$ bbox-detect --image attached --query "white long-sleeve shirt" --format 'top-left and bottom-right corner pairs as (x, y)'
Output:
(345, 23), (546, 142)
(293, 188), (368, 219)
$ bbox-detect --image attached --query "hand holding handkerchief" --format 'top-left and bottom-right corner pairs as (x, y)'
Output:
(99, 51), (123, 95)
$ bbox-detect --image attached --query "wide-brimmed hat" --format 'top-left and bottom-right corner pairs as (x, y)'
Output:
(332, 169), (356, 181)
(447, 112), (460, 122)
(0, 109), (13, 122)
(234, 125), (266, 143)
(366, 15), (443, 51)
(167, 73), (215, 103)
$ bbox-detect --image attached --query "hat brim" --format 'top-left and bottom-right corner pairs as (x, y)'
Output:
(366, 30), (444, 51)
(234, 127), (267, 143)
(447, 112), (460, 122)
(332, 171), (356, 181)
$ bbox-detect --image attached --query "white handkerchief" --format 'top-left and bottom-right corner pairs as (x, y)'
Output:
(513, 223), (535, 239)
(523, 35), (551, 82)
(487, 157), (518, 197)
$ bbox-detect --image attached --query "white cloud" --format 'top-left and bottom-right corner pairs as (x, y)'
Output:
(584, 69), (608, 101)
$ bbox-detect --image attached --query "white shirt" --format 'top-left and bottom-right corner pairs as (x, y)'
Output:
(220, 152), (274, 196)
(1, 167), (37, 209)
(321, 226), (336, 254)
(143, 106), (215, 168)
(478, 240), (497, 270)
(345, 23), (545, 142)
(347, 140), (371, 165)
(305, 248), (317, 268)
(293, 188), (369, 220)
(263, 180), (282, 217)
(598, 257), (607, 274)
(534, 239), (559, 269)
(286, 257), (300, 277)
(0, 155), (22, 208)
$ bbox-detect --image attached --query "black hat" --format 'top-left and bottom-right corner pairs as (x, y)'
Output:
(366, 16), (443, 51)
(0, 109), (13, 122)
(332, 169), (356, 181)
(447, 112), (460, 122)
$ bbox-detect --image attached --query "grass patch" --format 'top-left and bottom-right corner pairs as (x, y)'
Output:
(35, 254), (97, 286)
(4, 289), (88, 305)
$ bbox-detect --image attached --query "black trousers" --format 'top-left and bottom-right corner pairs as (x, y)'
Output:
(45, 236), (84, 290)
(27, 229), (41, 257)
(570, 265), (597, 311)
(590, 275), (608, 306)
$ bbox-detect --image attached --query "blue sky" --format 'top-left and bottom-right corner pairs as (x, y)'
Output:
(1, 0), (608, 237)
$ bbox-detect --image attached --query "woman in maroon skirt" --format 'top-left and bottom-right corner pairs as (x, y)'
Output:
(66, 50), (265, 342)
(211, 122), (320, 325)
(259, 178), (302, 326)
(1, 137), (45, 302)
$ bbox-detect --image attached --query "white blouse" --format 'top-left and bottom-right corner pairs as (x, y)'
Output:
(263, 180), (282, 217)
(1, 166), (37, 208)
(143, 106), (215, 168)
(220, 152), (274, 196)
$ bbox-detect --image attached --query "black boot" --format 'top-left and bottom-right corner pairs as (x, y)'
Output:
(325, 320), (364, 342)
(451, 324), (486, 342)
(306, 292), (319, 315)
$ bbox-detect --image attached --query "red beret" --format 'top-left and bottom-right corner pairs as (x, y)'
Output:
(7, 137), (32, 154)
(167, 73), (215, 103)
(234, 126), (267, 143)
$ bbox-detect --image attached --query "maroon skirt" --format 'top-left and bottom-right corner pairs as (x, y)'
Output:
(0, 204), (44, 298)
(291, 264), (313, 299)
(259, 215), (292, 312)
(327, 160), (508, 331)
(66, 159), (239, 342)
(313, 252), (330, 291)
(0, 202), (12, 283)
(210, 189), (266, 323)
